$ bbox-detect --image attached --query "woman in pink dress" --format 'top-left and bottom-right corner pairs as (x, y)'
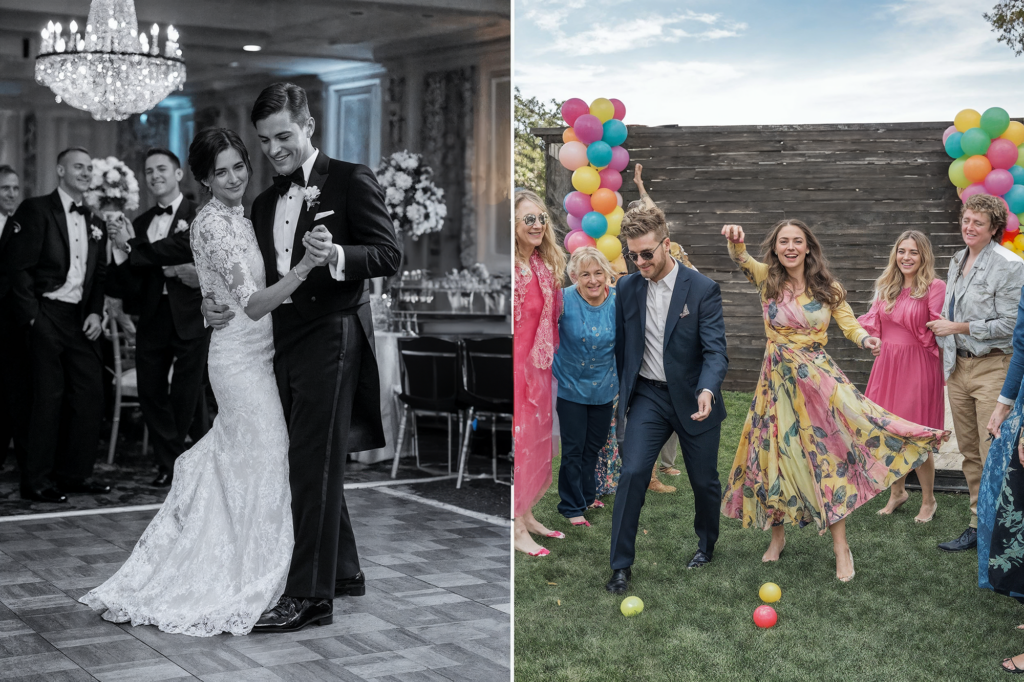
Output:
(858, 230), (946, 523)
(514, 189), (567, 556)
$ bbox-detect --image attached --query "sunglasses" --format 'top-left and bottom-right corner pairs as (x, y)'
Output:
(518, 212), (549, 227)
(624, 249), (658, 263)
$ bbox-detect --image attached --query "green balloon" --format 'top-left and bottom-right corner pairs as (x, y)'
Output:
(961, 127), (992, 156)
(981, 107), (1011, 138)
(949, 157), (969, 188)
(1017, 144), (1024, 168)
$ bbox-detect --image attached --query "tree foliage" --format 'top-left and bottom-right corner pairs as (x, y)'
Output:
(985, 0), (1024, 55)
(514, 87), (562, 197)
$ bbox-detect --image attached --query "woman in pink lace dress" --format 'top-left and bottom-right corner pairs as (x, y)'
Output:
(858, 230), (946, 522)
(514, 189), (566, 556)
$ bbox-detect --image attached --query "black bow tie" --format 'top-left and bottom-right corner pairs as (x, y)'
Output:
(154, 204), (173, 216)
(69, 203), (87, 216)
(273, 168), (306, 195)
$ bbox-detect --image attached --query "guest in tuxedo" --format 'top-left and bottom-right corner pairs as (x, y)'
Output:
(203, 83), (401, 631)
(606, 201), (729, 594)
(108, 148), (211, 487)
(8, 148), (110, 502)
(0, 165), (24, 470)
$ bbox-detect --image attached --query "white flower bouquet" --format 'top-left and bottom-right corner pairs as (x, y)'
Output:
(84, 156), (140, 214)
(376, 150), (446, 240)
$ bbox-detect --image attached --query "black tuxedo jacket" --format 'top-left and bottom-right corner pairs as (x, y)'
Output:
(0, 213), (19, 304)
(250, 151), (402, 319)
(8, 190), (107, 326)
(615, 262), (729, 435)
(112, 197), (206, 341)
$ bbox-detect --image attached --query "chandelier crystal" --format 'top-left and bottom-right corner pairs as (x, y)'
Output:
(35, 0), (186, 122)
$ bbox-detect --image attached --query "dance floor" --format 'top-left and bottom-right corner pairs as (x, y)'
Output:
(0, 488), (511, 681)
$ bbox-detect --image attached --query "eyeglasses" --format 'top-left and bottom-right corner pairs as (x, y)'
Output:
(518, 212), (549, 227)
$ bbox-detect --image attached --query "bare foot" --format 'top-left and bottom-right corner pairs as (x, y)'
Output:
(762, 537), (786, 562)
(915, 500), (937, 523)
(1015, 624), (1024, 630)
(568, 515), (589, 526)
(514, 525), (548, 556)
(524, 518), (563, 538)
(836, 546), (855, 582)
(1003, 654), (1024, 672)
(877, 489), (909, 515)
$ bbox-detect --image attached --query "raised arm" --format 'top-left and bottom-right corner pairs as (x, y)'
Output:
(721, 224), (768, 288)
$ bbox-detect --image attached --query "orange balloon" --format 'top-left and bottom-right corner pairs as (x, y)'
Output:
(1002, 121), (1024, 146)
(591, 188), (617, 214)
(964, 155), (993, 184)
(563, 127), (579, 144)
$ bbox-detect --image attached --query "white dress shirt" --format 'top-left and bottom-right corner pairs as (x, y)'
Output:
(273, 149), (345, 303)
(0, 212), (7, 240)
(640, 259), (679, 383)
(43, 188), (89, 304)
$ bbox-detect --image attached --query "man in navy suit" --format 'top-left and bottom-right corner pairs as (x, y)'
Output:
(606, 204), (728, 594)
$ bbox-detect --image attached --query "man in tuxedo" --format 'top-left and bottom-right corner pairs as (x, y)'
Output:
(606, 204), (728, 594)
(8, 148), (110, 502)
(108, 148), (210, 487)
(203, 82), (401, 631)
(0, 165), (24, 470)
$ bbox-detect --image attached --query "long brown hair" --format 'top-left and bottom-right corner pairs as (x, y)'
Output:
(759, 219), (845, 308)
(515, 189), (566, 284)
(873, 230), (937, 311)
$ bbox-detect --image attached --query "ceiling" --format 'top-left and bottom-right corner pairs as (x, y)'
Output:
(0, 0), (509, 102)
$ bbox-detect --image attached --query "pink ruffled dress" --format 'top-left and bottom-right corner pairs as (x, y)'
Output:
(513, 251), (560, 517)
(858, 279), (946, 429)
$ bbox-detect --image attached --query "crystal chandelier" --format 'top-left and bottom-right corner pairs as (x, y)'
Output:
(35, 0), (186, 122)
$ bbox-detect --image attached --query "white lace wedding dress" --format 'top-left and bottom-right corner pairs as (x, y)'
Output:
(80, 196), (294, 637)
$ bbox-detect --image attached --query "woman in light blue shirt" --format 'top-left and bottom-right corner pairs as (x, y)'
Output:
(553, 246), (618, 527)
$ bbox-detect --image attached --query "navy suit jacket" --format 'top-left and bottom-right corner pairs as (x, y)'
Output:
(615, 261), (729, 435)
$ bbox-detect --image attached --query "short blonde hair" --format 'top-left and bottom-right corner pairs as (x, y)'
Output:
(620, 202), (669, 243)
(567, 246), (616, 284)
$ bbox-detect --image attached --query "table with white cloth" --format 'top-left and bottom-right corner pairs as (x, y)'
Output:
(351, 331), (404, 464)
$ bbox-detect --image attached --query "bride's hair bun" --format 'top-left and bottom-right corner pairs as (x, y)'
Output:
(188, 128), (252, 192)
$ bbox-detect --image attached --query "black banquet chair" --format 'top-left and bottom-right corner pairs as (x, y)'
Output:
(389, 336), (462, 479)
(456, 336), (513, 489)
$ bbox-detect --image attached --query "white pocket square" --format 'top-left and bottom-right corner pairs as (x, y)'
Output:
(314, 210), (335, 221)
(680, 304), (690, 318)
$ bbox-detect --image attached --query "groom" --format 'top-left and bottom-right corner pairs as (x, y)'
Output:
(203, 83), (401, 631)
(606, 204), (728, 594)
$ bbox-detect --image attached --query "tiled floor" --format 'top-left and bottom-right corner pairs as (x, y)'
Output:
(0, 488), (511, 681)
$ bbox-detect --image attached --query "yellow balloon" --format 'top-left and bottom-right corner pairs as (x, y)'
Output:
(605, 205), (624, 235)
(620, 596), (644, 617)
(1014, 235), (1024, 250)
(572, 166), (600, 194)
(1002, 121), (1024, 146)
(596, 234), (621, 262)
(591, 98), (615, 124)
(954, 108), (981, 133)
(759, 582), (782, 603)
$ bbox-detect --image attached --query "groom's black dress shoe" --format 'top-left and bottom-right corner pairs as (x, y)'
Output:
(150, 472), (172, 488)
(938, 526), (977, 552)
(20, 487), (67, 503)
(687, 550), (713, 569)
(606, 568), (631, 594)
(335, 571), (365, 597)
(252, 596), (333, 632)
(56, 479), (111, 495)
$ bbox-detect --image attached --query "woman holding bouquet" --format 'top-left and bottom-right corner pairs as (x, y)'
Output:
(720, 221), (947, 581)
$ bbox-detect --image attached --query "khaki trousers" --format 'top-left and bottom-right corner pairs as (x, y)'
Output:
(660, 432), (679, 468)
(946, 352), (1012, 528)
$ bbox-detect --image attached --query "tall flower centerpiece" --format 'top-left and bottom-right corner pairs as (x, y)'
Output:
(377, 151), (447, 241)
(84, 156), (140, 215)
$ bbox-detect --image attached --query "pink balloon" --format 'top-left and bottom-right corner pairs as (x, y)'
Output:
(610, 98), (627, 121)
(566, 213), (583, 232)
(563, 228), (583, 251)
(985, 168), (1015, 196)
(614, 191), (623, 207)
(607, 146), (630, 172)
(559, 141), (590, 171)
(989, 138), (1020, 170)
(943, 125), (957, 145)
(962, 183), (988, 201)
(565, 230), (596, 253)
(565, 191), (592, 218)
(599, 167), (623, 192)
(1009, 212), (1021, 233)
(561, 98), (589, 127)
(1000, 196), (1011, 212)
(574, 114), (604, 144)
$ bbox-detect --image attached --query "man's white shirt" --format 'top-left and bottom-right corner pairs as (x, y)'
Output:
(640, 259), (679, 383)
(43, 187), (88, 304)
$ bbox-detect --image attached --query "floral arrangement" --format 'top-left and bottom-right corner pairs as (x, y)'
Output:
(440, 263), (509, 293)
(376, 150), (446, 240)
(84, 156), (140, 213)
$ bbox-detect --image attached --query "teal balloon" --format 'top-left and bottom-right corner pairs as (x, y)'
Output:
(587, 141), (613, 168)
(602, 119), (628, 147)
(981, 107), (1011, 138)
(1010, 165), (1024, 185)
(581, 211), (608, 238)
(1007, 185), (1024, 214)
(961, 127), (992, 156)
(945, 132), (964, 159)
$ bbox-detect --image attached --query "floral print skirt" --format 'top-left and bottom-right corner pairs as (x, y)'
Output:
(594, 398), (620, 497)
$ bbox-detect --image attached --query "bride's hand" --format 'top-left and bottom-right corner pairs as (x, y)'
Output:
(722, 224), (745, 243)
(301, 226), (333, 267)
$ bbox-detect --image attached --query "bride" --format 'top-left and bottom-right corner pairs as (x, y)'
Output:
(80, 128), (331, 636)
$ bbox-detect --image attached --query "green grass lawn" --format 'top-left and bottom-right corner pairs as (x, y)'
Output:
(514, 391), (1024, 682)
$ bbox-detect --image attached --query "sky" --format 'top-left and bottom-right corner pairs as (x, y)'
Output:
(514, 0), (1024, 126)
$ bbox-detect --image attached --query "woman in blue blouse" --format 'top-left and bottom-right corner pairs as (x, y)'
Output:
(553, 246), (618, 527)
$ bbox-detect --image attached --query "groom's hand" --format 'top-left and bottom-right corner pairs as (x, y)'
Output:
(201, 295), (234, 330)
(304, 225), (338, 265)
(691, 390), (713, 421)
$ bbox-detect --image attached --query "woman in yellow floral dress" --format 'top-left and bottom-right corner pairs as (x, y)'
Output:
(720, 221), (948, 581)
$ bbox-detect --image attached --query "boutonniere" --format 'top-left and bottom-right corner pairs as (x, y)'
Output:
(90, 225), (103, 241)
(303, 185), (321, 211)
(174, 219), (189, 234)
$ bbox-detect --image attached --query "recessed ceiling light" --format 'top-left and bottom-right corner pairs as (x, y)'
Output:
(229, 61), (240, 68)
(243, 45), (261, 52)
